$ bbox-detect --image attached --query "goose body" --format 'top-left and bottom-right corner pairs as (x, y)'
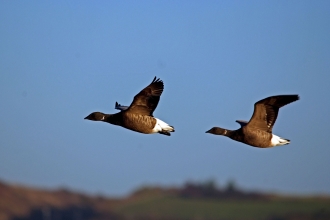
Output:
(206, 95), (299, 148)
(85, 77), (174, 136)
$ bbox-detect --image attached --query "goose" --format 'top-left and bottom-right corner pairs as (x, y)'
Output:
(206, 95), (299, 148)
(85, 77), (174, 136)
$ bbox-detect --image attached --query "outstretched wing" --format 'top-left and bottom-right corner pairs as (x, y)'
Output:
(115, 102), (129, 111)
(246, 95), (299, 132)
(126, 77), (164, 116)
(235, 120), (248, 127)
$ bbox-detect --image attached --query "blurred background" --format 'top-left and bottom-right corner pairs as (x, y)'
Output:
(1, 0), (330, 200)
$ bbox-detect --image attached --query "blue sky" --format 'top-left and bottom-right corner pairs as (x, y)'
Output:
(1, 1), (330, 197)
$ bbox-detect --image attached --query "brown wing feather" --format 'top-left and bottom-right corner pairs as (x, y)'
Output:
(246, 95), (299, 132)
(126, 77), (164, 116)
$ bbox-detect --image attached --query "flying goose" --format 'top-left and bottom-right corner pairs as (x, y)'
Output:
(84, 77), (174, 136)
(206, 95), (299, 148)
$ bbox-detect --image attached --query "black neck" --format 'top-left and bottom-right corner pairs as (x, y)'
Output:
(104, 113), (122, 125)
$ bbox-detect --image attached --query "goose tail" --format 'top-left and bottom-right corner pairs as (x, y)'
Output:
(271, 134), (290, 146)
(153, 118), (175, 136)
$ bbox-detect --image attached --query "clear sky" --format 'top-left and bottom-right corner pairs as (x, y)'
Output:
(1, 1), (330, 197)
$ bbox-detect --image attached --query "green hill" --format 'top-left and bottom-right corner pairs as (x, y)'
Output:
(1, 180), (330, 220)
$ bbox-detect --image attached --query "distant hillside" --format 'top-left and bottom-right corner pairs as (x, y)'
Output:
(0, 180), (120, 220)
(1, 180), (330, 220)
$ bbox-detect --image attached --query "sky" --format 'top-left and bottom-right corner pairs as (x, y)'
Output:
(1, 1), (330, 197)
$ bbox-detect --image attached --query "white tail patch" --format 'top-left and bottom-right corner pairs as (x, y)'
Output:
(271, 134), (290, 146)
(152, 118), (174, 133)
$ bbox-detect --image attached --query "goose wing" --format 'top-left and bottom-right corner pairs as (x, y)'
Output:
(126, 77), (164, 116)
(235, 120), (248, 127)
(115, 102), (129, 111)
(246, 95), (299, 132)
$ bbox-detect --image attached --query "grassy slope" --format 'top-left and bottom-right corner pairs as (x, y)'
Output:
(1, 181), (330, 220)
(114, 195), (330, 220)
